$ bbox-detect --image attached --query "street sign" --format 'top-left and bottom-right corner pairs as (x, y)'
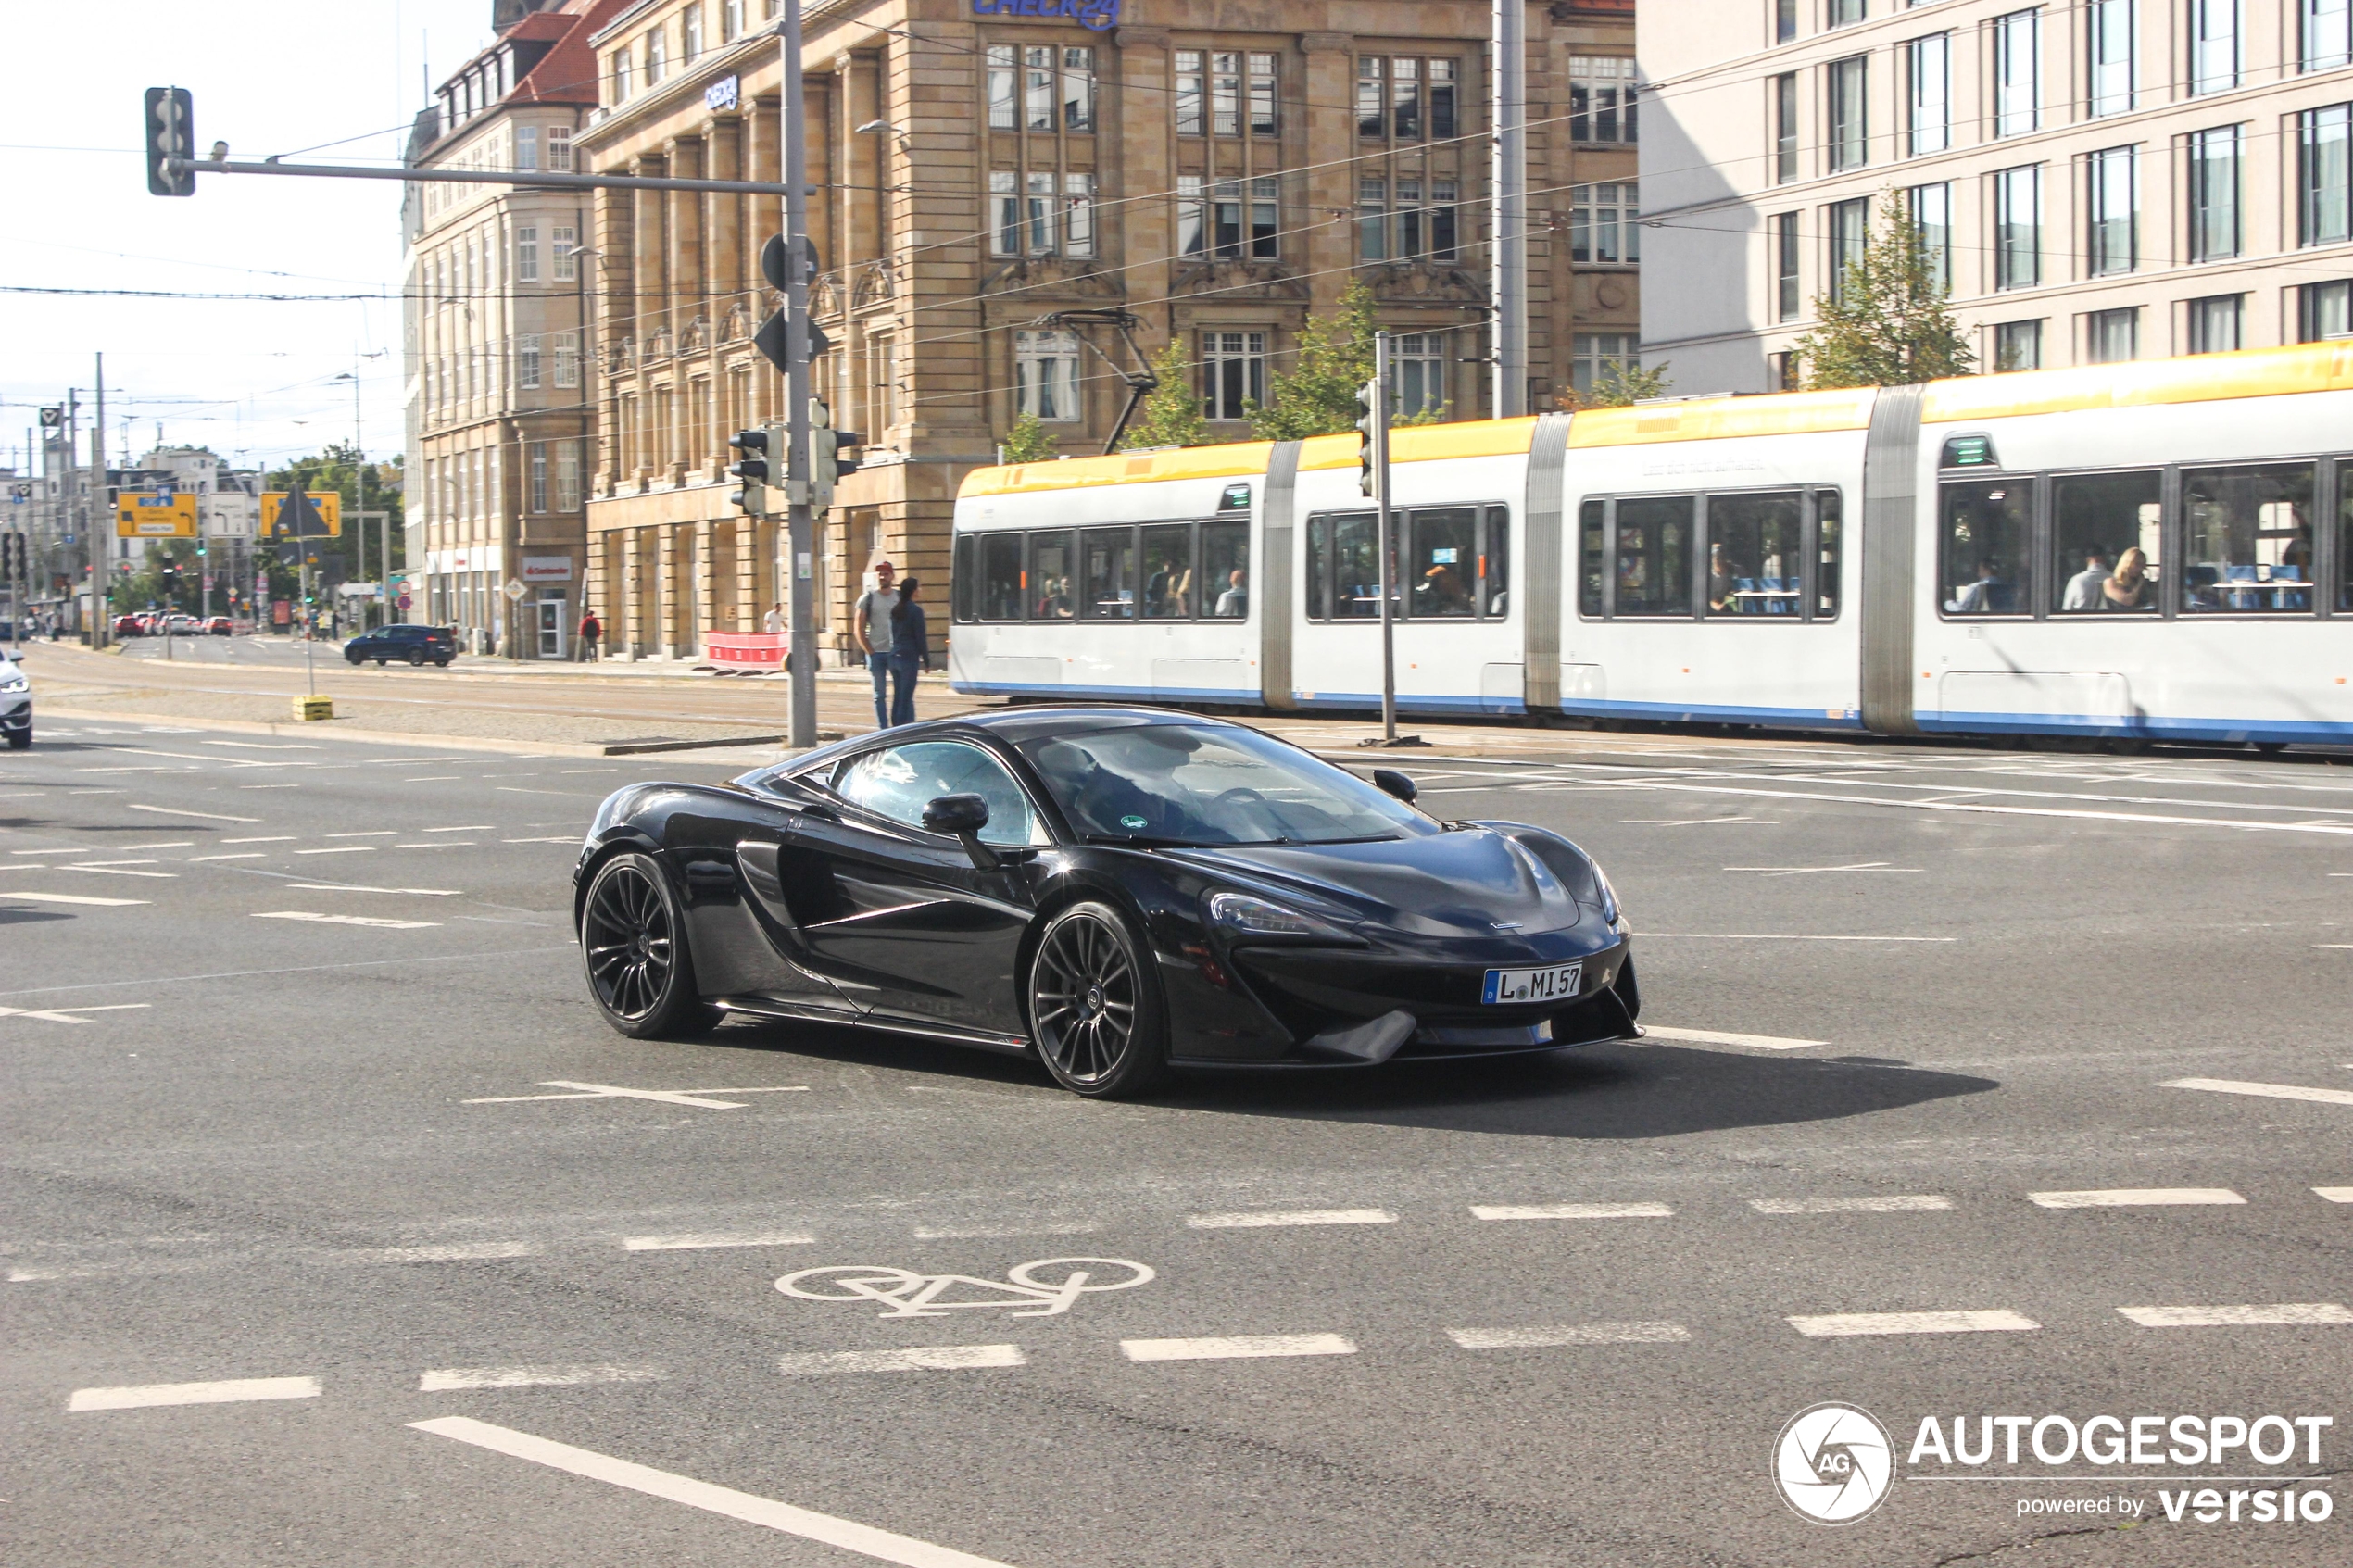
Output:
(116, 492), (200, 537)
(396, 594), (413, 610)
(260, 491), (343, 537)
(501, 578), (527, 602)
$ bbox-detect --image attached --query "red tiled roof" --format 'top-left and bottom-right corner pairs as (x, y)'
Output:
(511, 0), (630, 107)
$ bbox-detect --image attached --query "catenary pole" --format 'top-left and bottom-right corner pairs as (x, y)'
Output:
(1373, 332), (1396, 743)
(92, 363), (108, 646)
(1491, 0), (1528, 419)
(781, 3), (816, 748)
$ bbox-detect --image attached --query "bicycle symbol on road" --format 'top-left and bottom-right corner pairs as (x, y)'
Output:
(776, 1256), (1155, 1319)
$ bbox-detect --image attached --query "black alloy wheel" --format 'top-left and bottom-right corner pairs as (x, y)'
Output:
(407, 646), (426, 666)
(1027, 900), (1166, 1098)
(580, 851), (717, 1038)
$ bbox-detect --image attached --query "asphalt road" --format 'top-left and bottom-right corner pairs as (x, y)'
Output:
(5, 717), (2350, 1566)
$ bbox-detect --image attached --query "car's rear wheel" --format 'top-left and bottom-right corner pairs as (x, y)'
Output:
(581, 851), (718, 1038)
(1027, 900), (1166, 1098)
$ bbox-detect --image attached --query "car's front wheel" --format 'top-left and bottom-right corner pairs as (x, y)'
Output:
(580, 851), (718, 1038)
(5, 728), (27, 751)
(1027, 900), (1167, 1098)
(407, 647), (426, 666)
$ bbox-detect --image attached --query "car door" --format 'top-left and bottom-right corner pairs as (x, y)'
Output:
(774, 738), (1046, 1037)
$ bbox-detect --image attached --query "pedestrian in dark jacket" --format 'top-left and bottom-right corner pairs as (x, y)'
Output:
(887, 579), (930, 728)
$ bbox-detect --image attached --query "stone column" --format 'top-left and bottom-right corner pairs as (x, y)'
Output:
(691, 518), (717, 652)
(1299, 33), (1357, 320)
(618, 526), (640, 659)
(707, 113), (745, 396)
(630, 153), (666, 370)
(1115, 27), (1175, 385)
(747, 95), (783, 422)
(655, 521), (679, 659)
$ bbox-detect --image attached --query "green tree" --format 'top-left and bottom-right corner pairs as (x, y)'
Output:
(267, 440), (407, 595)
(1793, 197), (1975, 389)
(120, 540), (202, 615)
(1246, 279), (1381, 440)
(1118, 337), (1210, 450)
(1568, 360), (1674, 408)
(1000, 408), (1059, 464)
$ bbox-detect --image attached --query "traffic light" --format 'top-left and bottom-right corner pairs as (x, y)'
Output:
(727, 428), (772, 517)
(1355, 379), (1381, 499)
(808, 399), (863, 508)
(145, 87), (195, 197)
(0, 533), (24, 580)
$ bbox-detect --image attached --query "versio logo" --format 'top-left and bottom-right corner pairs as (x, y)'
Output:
(1776, 1403), (1895, 1524)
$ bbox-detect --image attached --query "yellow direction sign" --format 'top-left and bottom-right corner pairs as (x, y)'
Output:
(116, 492), (199, 537)
(261, 490), (344, 537)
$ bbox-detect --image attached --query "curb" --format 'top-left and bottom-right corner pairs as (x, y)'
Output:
(38, 707), (799, 761)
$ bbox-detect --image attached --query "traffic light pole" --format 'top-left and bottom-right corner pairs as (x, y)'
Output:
(780, 4), (817, 750)
(89, 364), (107, 649)
(1372, 332), (1397, 744)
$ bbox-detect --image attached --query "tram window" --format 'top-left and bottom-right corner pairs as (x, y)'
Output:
(1939, 481), (2029, 615)
(1614, 496), (1695, 617)
(2338, 459), (2353, 614)
(1140, 524), (1195, 619)
(1579, 499), (1604, 617)
(953, 535), (977, 622)
(1703, 491), (1803, 618)
(979, 533), (1026, 621)
(1408, 508), (1478, 617)
(1482, 506), (1510, 616)
(1330, 513), (1385, 618)
(1202, 520), (1250, 617)
(2050, 471), (2160, 614)
(1815, 489), (1842, 616)
(1029, 530), (1076, 620)
(2182, 463), (2316, 614)
(1079, 526), (1136, 619)
(1306, 516), (1331, 620)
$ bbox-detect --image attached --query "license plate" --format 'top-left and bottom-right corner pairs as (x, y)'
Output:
(1480, 963), (1582, 1005)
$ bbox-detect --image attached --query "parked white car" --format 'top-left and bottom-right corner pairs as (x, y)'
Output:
(0, 648), (28, 749)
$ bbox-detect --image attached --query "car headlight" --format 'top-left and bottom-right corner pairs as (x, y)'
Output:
(1592, 864), (1623, 928)
(1206, 890), (1354, 942)
(0, 673), (26, 694)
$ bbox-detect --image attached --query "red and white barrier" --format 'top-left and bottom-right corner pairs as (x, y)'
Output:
(703, 632), (789, 670)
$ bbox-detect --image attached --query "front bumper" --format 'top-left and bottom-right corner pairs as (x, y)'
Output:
(0, 695), (29, 732)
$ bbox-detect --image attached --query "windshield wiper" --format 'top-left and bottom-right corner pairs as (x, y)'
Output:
(1082, 834), (1294, 848)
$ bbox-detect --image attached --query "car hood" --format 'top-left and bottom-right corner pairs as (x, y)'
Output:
(1166, 826), (1590, 937)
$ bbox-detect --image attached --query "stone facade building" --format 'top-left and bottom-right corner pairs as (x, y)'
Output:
(572, 0), (1638, 661)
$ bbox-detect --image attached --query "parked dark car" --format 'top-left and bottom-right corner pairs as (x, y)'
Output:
(345, 624), (456, 667)
(573, 708), (1639, 1099)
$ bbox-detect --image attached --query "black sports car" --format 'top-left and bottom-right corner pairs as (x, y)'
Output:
(573, 708), (1638, 1098)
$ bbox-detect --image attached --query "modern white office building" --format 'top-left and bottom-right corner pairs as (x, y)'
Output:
(1642, 0), (2353, 393)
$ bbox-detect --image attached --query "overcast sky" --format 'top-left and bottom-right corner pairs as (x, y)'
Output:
(1, 1), (497, 479)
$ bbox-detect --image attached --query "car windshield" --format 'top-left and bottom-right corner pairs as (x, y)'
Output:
(1017, 721), (1429, 847)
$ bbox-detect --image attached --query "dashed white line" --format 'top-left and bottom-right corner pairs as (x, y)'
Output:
(2029, 1188), (2246, 1209)
(326, 831), (396, 839)
(501, 835), (579, 844)
(2314, 1187), (2353, 1202)
(420, 1364), (664, 1391)
(1642, 1025), (1827, 1050)
(1185, 1209), (1397, 1229)
(1636, 933), (1958, 943)
(124, 804), (259, 822)
(623, 1231), (815, 1252)
(2118, 1303), (2353, 1328)
(333, 1242), (539, 1263)
(187, 853), (264, 862)
(777, 1346), (1027, 1375)
(293, 847), (376, 856)
(1120, 1334), (1357, 1362)
(1448, 1322), (1690, 1348)
(118, 841), (195, 849)
(69, 1376), (321, 1412)
(0, 891), (150, 907)
(1470, 1202), (1674, 1221)
(424, 824), (494, 833)
(2162, 1077), (2353, 1108)
(66, 865), (176, 878)
(253, 911), (439, 930)
(1750, 1195), (1954, 1214)
(221, 836), (294, 844)
(284, 884), (462, 897)
(1787, 1310), (2040, 1337)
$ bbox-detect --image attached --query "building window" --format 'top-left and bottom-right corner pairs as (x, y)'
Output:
(1357, 178), (1454, 262)
(1250, 53), (1278, 134)
(516, 126), (539, 170)
(1171, 49), (1277, 138)
(1906, 33), (1949, 156)
(516, 226), (538, 284)
(1571, 56), (1639, 144)
(612, 51), (631, 103)
(1176, 49), (1204, 135)
(1775, 211), (1803, 320)
(1358, 178), (1387, 260)
(1201, 331), (1267, 421)
(529, 443), (548, 513)
(2311, 0), (2353, 71)
(646, 28), (667, 85)
(2086, 146), (2135, 275)
(2087, 307), (2138, 363)
(724, 0), (742, 41)
(2303, 105), (2352, 245)
(1570, 182), (1640, 264)
(1768, 350), (1802, 390)
(2191, 0), (2239, 95)
(548, 127), (572, 170)
(1014, 330), (1081, 421)
(2088, 0), (2135, 116)
(517, 334), (541, 389)
(1024, 45), (1057, 132)
(1827, 196), (1869, 303)
(2188, 294), (2243, 353)
(989, 171), (1021, 254)
(1994, 10), (2039, 137)
(556, 441), (581, 512)
(553, 332), (579, 389)
(1774, 73), (1799, 182)
(1909, 182), (1952, 292)
(988, 44), (1016, 129)
(1064, 173), (1097, 256)
(1827, 56), (1868, 172)
(1357, 56), (1457, 140)
(1778, 0), (1799, 44)
(1064, 48), (1097, 132)
(1179, 175), (1206, 256)
(1995, 319), (2043, 370)
(682, 3), (701, 61)
(1194, 176), (1280, 260)
(1829, 0), (1864, 26)
(2301, 279), (2353, 338)
(1994, 165), (2041, 290)
(2190, 125), (2242, 261)
(866, 334), (899, 433)
(553, 225), (577, 282)
(1390, 332), (1449, 416)
(1571, 332), (1638, 395)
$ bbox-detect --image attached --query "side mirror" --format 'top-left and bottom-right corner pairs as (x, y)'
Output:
(1370, 769), (1416, 804)
(921, 792), (999, 870)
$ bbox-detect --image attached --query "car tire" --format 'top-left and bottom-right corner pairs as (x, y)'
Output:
(407, 648), (426, 666)
(375, 658), (389, 667)
(434, 657), (451, 667)
(6, 728), (28, 751)
(1026, 899), (1168, 1099)
(580, 850), (720, 1039)
(346, 651), (364, 665)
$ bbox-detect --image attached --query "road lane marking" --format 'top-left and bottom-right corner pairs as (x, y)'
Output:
(201, 741), (315, 751)
(1471, 1202), (1674, 1221)
(1184, 1209), (1397, 1229)
(293, 847), (376, 856)
(777, 1346), (1027, 1374)
(2315, 1187), (2353, 1202)
(285, 884), (462, 896)
(420, 1364), (664, 1391)
(463, 1081), (807, 1110)
(66, 865), (176, 878)
(325, 831), (396, 839)
(252, 911), (440, 930)
(2162, 1077), (2353, 1108)
(502, 835), (579, 844)
(221, 836), (295, 844)
(119, 841), (195, 849)
(394, 842), (475, 848)
(1619, 817), (1779, 825)
(0, 1002), (152, 1025)
(623, 1231), (815, 1251)
(0, 891), (150, 906)
(187, 853), (264, 861)
(1120, 1334), (1356, 1362)
(1750, 1196), (1953, 1214)
(6, 848), (80, 856)
(0, 944), (575, 1002)
(333, 1242), (539, 1263)
(913, 1223), (1098, 1240)
(124, 804), (259, 822)
(1638, 933), (1958, 943)
(1722, 862), (1923, 876)
(1788, 1310), (2040, 1337)
(1642, 1026), (1827, 1050)
(410, 1416), (1028, 1568)
(70, 1376), (321, 1412)
(425, 824), (493, 833)
(1448, 1322), (1690, 1348)
(2030, 1187), (2246, 1208)
(2118, 1303), (2353, 1328)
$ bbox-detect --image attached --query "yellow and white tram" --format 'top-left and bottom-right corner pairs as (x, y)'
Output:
(950, 340), (2353, 744)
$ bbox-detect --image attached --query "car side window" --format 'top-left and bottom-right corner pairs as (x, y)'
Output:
(835, 741), (1047, 847)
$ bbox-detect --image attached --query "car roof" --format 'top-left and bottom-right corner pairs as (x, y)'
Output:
(941, 705), (1241, 745)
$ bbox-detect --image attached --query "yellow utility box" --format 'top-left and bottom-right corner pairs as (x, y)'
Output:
(293, 696), (334, 722)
